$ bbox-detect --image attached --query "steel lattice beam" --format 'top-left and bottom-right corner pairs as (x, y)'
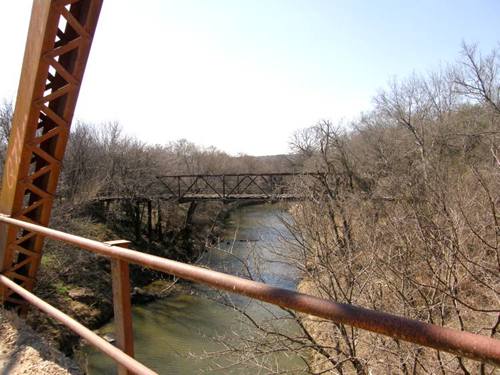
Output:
(155, 173), (318, 201)
(0, 0), (103, 309)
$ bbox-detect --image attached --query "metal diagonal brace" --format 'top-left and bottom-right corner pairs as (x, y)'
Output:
(0, 0), (103, 309)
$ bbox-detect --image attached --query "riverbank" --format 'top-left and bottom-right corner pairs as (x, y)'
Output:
(24, 199), (236, 358)
(0, 309), (81, 375)
(81, 203), (305, 374)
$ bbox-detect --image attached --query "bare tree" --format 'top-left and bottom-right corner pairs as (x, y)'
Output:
(208, 44), (500, 375)
(454, 42), (500, 115)
(0, 100), (13, 176)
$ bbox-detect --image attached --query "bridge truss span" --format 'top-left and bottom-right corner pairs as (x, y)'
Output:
(156, 173), (320, 202)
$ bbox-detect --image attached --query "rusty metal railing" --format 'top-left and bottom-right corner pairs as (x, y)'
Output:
(0, 214), (499, 374)
(0, 274), (155, 375)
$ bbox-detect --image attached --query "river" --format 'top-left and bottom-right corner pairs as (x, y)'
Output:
(82, 204), (305, 374)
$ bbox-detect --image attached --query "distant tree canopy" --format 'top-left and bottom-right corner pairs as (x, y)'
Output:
(0, 109), (296, 203)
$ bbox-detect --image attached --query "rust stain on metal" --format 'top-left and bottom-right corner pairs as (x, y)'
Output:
(106, 240), (135, 375)
(0, 0), (103, 310)
(0, 274), (157, 375)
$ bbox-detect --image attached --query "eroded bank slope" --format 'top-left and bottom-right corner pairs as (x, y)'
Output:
(0, 309), (81, 375)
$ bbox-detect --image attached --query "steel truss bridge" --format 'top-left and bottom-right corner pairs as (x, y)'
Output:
(156, 173), (319, 202)
(0, 1), (498, 374)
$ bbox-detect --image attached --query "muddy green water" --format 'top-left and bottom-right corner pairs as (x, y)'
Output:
(82, 204), (305, 374)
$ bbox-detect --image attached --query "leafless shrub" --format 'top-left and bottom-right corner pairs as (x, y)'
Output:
(215, 43), (500, 374)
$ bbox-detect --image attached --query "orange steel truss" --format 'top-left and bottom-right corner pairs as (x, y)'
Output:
(0, 0), (102, 309)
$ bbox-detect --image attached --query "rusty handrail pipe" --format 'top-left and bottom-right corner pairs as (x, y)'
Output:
(0, 274), (156, 375)
(0, 215), (499, 367)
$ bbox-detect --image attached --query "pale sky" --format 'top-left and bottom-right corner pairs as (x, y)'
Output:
(0, 1), (499, 155)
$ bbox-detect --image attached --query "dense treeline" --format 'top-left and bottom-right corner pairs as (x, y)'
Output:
(281, 43), (499, 374)
(0, 106), (294, 202)
(59, 122), (295, 202)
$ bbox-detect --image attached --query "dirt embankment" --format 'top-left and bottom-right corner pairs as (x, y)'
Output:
(0, 309), (81, 375)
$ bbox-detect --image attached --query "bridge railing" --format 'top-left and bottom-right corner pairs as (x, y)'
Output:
(0, 214), (499, 375)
